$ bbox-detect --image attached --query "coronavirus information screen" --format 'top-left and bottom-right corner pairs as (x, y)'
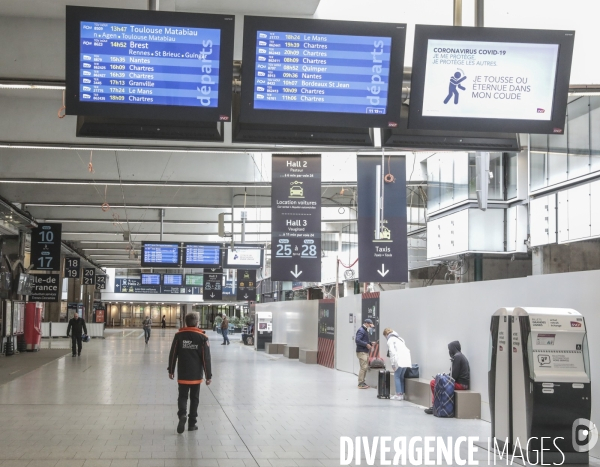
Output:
(253, 30), (391, 114)
(421, 39), (559, 121)
(79, 21), (220, 107)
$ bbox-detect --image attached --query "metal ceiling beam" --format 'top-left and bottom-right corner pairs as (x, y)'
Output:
(0, 179), (354, 188)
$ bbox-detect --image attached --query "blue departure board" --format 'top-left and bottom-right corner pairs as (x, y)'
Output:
(163, 274), (183, 285)
(253, 31), (391, 114)
(183, 244), (221, 267)
(142, 243), (180, 266)
(141, 273), (161, 285)
(79, 21), (221, 107)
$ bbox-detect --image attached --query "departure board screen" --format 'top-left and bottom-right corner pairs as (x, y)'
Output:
(141, 273), (161, 285)
(252, 31), (391, 114)
(183, 243), (221, 267)
(78, 21), (220, 107)
(141, 242), (180, 267)
(163, 274), (183, 285)
(185, 274), (203, 286)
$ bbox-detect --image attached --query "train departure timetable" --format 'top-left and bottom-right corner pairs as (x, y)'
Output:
(163, 274), (183, 285)
(79, 21), (221, 107)
(253, 30), (392, 114)
(184, 244), (221, 267)
(142, 243), (180, 266)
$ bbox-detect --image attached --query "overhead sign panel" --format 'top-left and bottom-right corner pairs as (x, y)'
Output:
(95, 274), (107, 290)
(203, 270), (223, 301)
(357, 155), (408, 283)
(30, 274), (61, 302)
(30, 223), (62, 271)
(408, 25), (575, 134)
(82, 268), (96, 285)
(64, 257), (80, 278)
(240, 16), (406, 128)
(271, 154), (321, 282)
(236, 269), (257, 301)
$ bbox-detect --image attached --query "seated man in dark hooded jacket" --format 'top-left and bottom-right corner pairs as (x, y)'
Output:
(424, 340), (470, 414)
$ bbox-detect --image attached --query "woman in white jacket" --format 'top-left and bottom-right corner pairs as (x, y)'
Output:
(383, 328), (412, 400)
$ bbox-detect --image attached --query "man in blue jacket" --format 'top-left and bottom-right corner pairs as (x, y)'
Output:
(355, 318), (374, 389)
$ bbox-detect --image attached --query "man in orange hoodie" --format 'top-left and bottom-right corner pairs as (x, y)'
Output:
(168, 312), (212, 433)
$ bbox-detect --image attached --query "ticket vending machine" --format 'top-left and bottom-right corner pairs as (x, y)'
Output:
(490, 307), (593, 464)
(254, 311), (272, 351)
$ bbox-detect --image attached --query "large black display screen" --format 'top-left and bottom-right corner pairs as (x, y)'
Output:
(408, 25), (574, 134)
(66, 6), (235, 121)
(141, 242), (180, 267)
(240, 16), (406, 128)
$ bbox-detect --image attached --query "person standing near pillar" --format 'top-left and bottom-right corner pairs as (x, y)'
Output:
(168, 312), (212, 434)
(355, 319), (374, 389)
(221, 314), (230, 345)
(142, 315), (152, 344)
(66, 312), (87, 357)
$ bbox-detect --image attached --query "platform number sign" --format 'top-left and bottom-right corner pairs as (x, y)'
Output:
(95, 275), (107, 290)
(64, 257), (80, 278)
(30, 223), (62, 271)
(82, 268), (96, 285)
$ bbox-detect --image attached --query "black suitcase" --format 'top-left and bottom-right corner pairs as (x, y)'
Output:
(377, 370), (390, 399)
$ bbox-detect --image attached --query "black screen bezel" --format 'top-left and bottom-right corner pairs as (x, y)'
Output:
(140, 273), (162, 285)
(240, 15), (407, 129)
(140, 242), (181, 268)
(224, 244), (264, 270)
(182, 242), (222, 268)
(408, 25), (574, 134)
(162, 273), (183, 286)
(185, 274), (204, 286)
(65, 6), (235, 121)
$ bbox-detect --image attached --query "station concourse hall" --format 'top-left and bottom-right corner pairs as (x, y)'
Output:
(1, 1), (600, 466)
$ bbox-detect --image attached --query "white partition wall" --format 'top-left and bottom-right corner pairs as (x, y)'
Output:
(335, 294), (362, 374)
(255, 301), (319, 350)
(378, 269), (600, 460)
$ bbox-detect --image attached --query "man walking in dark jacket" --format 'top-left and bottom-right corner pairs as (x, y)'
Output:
(424, 340), (470, 414)
(168, 312), (212, 434)
(66, 312), (87, 357)
(355, 318), (374, 389)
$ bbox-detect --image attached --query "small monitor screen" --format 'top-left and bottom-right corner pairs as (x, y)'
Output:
(252, 30), (392, 115)
(141, 273), (161, 285)
(185, 274), (203, 286)
(225, 246), (263, 269)
(78, 21), (221, 108)
(163, 274), (182, 285)
(141, 242), (180, 267)
(183, 243), (221, 267)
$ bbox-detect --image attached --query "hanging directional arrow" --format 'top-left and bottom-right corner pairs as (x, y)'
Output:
(290, 265), (303, 278)
(377, 264), (389, 277)
(244, 294), (249, 299)
(210, 293), (215, 298)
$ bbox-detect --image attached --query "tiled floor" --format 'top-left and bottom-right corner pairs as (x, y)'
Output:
(0, 328), (581, 467)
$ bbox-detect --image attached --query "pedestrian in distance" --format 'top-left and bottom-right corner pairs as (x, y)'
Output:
(355, 318), (374, 389)
(424, 340), (470, 414)
(162, 315), (167, 329)
(143, 315), (152, 344)
(221, 314), (230, 345)
(66, 312), (87, 357)
(383, 328), (411, 401)
(168, 312), (212, 434)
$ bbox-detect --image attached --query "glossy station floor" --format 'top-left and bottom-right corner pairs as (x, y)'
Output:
(0, 328), (493, 467)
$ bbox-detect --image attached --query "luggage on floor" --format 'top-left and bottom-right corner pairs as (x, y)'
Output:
(377, 370), (390, 399)
(242, 334), (254, 346)
(405, 363), (420, 378)
(433, 373), (455, 418)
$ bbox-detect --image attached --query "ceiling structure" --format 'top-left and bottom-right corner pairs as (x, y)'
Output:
(0, 0), (426, 270)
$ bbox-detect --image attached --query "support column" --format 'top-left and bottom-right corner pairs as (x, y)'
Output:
(474, 0), (484, 27)
(474, 253), (483, 281)
(453, 0), (463, 26)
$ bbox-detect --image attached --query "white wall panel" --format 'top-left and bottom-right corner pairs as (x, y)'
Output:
(591, 180), (600, 238)
(567, 184), (592, 242)
(379, 268), (600, 460)
(256, 300), (318, 350)
(468, 209), (504, 252)
(530, 194), (557, 247)
(335, 294), (361, 374)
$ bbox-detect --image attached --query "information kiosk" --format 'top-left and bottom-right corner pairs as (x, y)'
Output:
(489, 307), (593, 464)
(254, 311), (272, 351)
